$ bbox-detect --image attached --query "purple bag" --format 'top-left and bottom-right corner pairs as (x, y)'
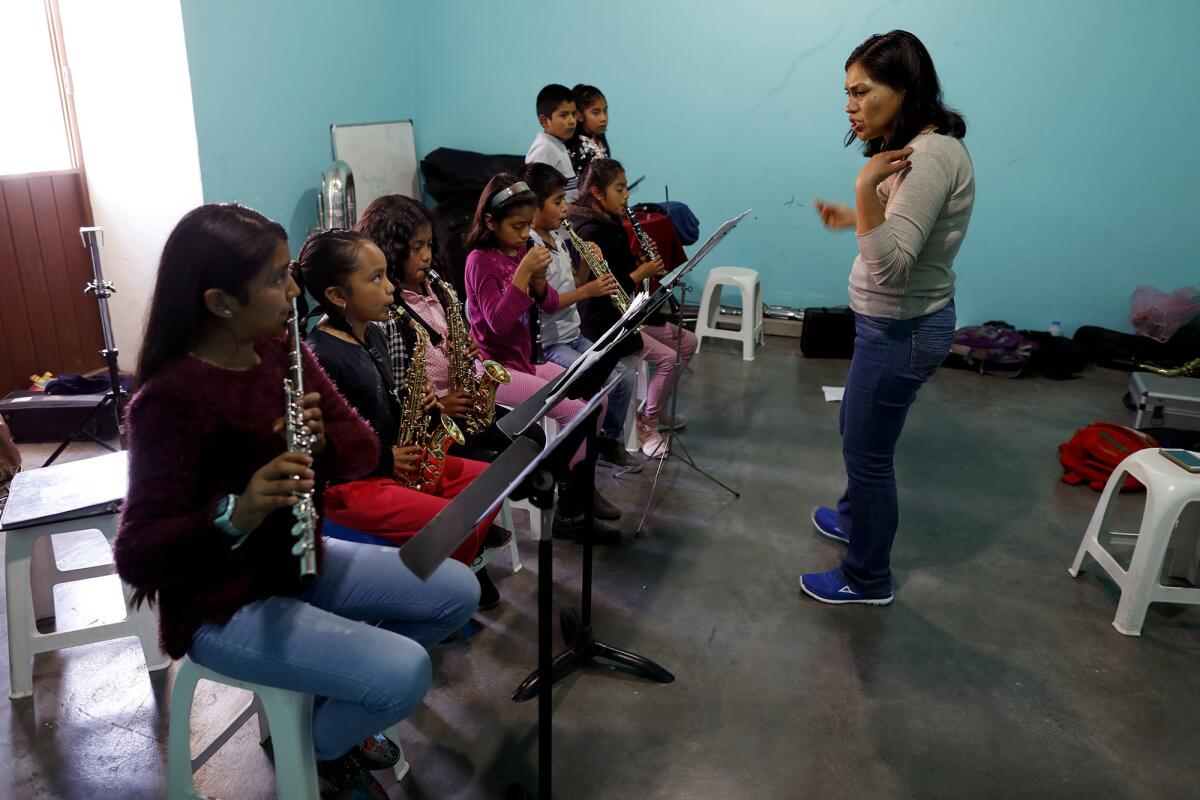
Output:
(950, 323), (1038, 378)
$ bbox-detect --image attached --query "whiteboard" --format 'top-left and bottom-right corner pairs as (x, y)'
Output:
(330, 120), (419, 215)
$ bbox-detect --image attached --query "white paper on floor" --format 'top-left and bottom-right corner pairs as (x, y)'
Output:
(822, 386), (845, 402)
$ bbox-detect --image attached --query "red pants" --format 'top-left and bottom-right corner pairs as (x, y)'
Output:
(324, 455), (497, 565)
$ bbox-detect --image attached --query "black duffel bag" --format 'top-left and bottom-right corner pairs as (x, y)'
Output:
(800, 306), (855, 358)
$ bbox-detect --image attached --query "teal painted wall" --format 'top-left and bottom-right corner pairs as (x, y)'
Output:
(409, 0), (1200, 334)
(179, 0), (1199, 333)
(180, 0), (414, 249)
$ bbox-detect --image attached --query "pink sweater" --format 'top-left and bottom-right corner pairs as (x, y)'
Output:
(113, 336), (379, 658)
(464, 246), (560, 374)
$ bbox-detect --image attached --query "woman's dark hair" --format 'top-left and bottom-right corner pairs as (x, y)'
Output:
(572, 84), (605, 113)
(577, 158), (625, 212)
(136, 203), (286, 387)
(520, 162), (568, 206)
(463, 174), (537, 252)
(356, 194), (437, 282)
(844, 29), (965, 156)
(296, 228), (372, 322)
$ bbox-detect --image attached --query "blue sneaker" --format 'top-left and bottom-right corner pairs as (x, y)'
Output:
(812, 507), (849, 545)
(799, 570), (893, 605)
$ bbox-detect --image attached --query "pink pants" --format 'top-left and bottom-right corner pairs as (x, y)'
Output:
(494, 361), (605, 467)
(639, 322), (697, 419)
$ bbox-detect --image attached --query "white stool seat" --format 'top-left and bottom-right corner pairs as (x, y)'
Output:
(167, 656), (409, 799)
(1069, 448), (1200, 635)
(694, 266), (763, 361)
(2, 451), (168, 699)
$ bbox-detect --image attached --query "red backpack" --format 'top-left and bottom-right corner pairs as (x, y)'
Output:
(1058, 422), (1158, 491)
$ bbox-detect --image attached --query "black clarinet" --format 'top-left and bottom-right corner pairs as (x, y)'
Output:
(527, 237), (547, 364)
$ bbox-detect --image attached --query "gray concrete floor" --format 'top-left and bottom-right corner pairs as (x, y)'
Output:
(2, 336), (1198, 799)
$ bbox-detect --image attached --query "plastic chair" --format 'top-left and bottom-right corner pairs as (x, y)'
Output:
(167, 655), (408, 799)
(4, 512), (168, 699)
(1068, 449), (1200, 635)
(694, 267), (763, 361)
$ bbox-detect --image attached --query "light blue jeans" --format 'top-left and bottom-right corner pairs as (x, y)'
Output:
(188, 537), (479, 760)
(544, 334), (633, 441)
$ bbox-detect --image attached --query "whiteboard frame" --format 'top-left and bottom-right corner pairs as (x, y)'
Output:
(329, 119), (420, 212)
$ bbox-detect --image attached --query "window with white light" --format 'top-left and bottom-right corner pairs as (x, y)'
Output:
(0, 1), (75, 175)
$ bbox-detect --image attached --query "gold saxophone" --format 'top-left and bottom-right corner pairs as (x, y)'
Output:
(427, 268), (511, 436)
(560, 218), (631, 313)
(1139, 357), (1200, 378)
(392, 306), (464, 493)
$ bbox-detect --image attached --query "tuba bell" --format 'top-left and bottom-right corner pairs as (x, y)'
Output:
(318, 160), (357, 230)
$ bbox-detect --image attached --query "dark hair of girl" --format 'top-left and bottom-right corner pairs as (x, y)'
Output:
(136, 203), (286, 387)
(296, 228), (372, 327)
(356, 194), (436, 281)
(463, 173), (537, 252)
(520, 161), (568, 206)
(577, 158), (625, 214)
(843, 29), (965, 156)
(572, 84), (605, 113)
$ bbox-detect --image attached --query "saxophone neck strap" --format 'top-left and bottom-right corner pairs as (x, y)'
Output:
(391, 294), (445, 347)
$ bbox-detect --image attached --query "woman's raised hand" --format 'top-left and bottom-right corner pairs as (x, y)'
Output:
(814, 199), (856, 230)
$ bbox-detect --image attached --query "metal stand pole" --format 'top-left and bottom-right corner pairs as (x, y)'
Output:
(42, 227), (126, 467)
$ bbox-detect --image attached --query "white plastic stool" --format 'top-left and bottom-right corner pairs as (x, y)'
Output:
(167, 656), (409, 799)
(2, 451), (168, 699)
(487, 499), (525, 573)
(1068, 449), (1200, 635)
(498, 491), (555, 544)
(622, 355), (649, 454)
(694, 266), (763, 361)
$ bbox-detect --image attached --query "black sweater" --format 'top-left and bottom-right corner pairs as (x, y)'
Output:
(309, 326), (398, 478)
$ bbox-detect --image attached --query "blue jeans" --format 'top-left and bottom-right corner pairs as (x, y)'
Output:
(836, 302), (956, 593)
(543, 334), (633, 441)
(188, 537), (479, 760)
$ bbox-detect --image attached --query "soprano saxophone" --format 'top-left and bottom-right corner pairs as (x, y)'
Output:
(560, 218), (631, 313)
(427, 268), (511, 436)
(284, 297), (318, 583)
(392, 306), (465, 493)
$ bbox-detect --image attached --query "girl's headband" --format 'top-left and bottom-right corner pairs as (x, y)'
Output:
(489, 181), (532, 208)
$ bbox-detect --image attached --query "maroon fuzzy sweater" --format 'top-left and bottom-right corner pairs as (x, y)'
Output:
(113, 336), (379, 658)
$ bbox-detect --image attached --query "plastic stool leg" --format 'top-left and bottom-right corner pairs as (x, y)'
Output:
(384, 723), (410, 782)
(166, 661), (202, 800)
(30, 534), (57, 624)
(1069, 469), (1126, 577)
(5, 531), (35, 700)
(507, 531), (522, 573)
(258, 691), (319, 800)
(1113, 493), (1184, 635)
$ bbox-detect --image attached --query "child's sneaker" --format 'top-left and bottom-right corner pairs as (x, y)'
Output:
(636, 414), (667, 459)
(799, 569), (893, 605)
(812, 507), (849, 545)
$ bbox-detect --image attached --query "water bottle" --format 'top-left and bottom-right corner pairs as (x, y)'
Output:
(1049, 320), (1062, 338)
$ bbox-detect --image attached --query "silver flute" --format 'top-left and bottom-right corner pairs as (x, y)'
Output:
(284, 297), (319, 583)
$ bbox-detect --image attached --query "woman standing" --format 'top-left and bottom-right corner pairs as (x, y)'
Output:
(802, 30), (974, 605)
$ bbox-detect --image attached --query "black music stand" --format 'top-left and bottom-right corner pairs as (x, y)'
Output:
(623, 211), (753, 532)
(401, 294), (683, 799)
(400, 378), (617, 800)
